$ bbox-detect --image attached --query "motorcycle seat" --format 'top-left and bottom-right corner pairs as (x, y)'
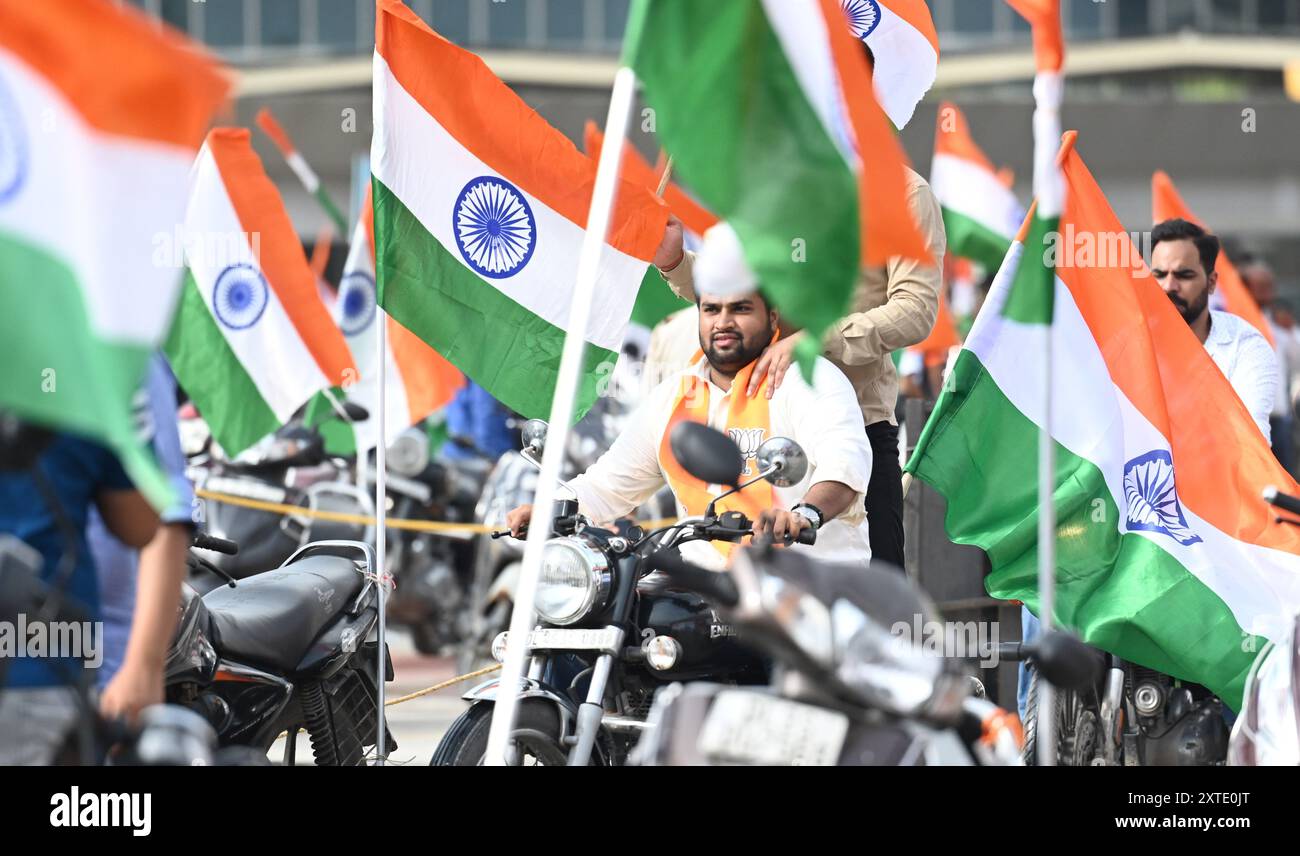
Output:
(201, 555), (365, 673)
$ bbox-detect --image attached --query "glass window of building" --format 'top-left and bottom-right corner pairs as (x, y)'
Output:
(1117, 0), (1151, 36)
(1066, 0), (1103, 38)
(318, 0), (359, 50)
(1257, 0), (1290, 28)
(430, 0), (471, 45)
(605, 0), (631, 46)
(1164, 0), (1200, 32)
(160, 0), (189, 32)
(954, 0), (995, 34)
(204, 0), (245, 48)
(1210, 0), (1247, 32)
(262, 0), (302, 47)
(487, 0), (528, 47)
(1258, 0), (1294, 29)
(546, 0), (586, 48)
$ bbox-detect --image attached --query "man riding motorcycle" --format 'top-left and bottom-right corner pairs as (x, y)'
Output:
(506, 223), (873, 569)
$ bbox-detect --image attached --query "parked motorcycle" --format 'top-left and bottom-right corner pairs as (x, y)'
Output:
(166, 535), (396, 765)
(186, 410), (371, 592)
(430, 420), (812, 766)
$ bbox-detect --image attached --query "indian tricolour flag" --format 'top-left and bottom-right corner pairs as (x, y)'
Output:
(370, 0), (668, 420)
(931, 101), (1024, 272)
(165, 129), (356, 457)
(907, 138), (1300, 709)
(840, 0), (941, 129)
(0, 0), (226, 502)
(627, 0), (931, 353)
(332, 185), (464, 452)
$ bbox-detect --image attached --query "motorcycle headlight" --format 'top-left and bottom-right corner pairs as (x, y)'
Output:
(387, 427), (429, 478)
(535, 536), (611, 626)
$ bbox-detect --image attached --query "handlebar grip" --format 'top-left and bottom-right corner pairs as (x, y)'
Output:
(1263, 486), (1300, 516)
(644, 551), (739, 608)
(192, 533), (239, 555)
(795, 527), (817, 546)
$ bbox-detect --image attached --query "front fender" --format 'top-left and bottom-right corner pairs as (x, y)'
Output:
(460, 676), (616, 764)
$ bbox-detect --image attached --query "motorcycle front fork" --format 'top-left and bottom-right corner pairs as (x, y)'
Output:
(1097, 661), (1142, 766)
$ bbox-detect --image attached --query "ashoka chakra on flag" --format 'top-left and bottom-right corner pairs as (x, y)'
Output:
(0, 71), (28, 204)
(1124, 450), (1202, 546)
(453, 175), (537, 279)
(841, 0), (882, 41)
(338, 271), (377, 336)
(213, 263), (270, 330)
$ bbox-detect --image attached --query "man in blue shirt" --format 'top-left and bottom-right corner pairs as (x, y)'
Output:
(88, 356), (195, 722)
(0, 426), (158, 764)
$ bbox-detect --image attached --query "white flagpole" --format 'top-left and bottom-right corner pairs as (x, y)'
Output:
(374, 307), (389, 764)
(483, 66), (641, 766)
(1031, 70), (1065, 768)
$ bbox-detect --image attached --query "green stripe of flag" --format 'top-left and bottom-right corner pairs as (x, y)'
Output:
(164, 270), (280, 455)
(0, 231), (169, 503)
(372, 178), (616, 420)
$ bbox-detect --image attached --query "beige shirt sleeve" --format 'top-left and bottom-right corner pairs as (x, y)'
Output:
(658, 176), (946, 367)
(822, 178), (946, 366)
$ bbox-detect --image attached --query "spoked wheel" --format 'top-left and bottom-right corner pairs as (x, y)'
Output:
(431, 700), (599, 766)
(1022, 669), (1101, 766)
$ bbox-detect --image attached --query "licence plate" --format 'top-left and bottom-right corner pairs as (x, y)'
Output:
(525, 627), (621, 653)
(697, 690), (849, 766)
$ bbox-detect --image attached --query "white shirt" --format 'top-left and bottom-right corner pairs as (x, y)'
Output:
(1204, 310), (1279, 442)
(569, 355), (873, 568)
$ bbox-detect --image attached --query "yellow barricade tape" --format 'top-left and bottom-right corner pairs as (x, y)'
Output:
(196, 487), (680, 535)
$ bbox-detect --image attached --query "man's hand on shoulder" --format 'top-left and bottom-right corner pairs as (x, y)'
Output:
(747, 331), (805, 399)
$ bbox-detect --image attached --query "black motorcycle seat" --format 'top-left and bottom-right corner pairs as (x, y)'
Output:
(201, 555), (365, 672)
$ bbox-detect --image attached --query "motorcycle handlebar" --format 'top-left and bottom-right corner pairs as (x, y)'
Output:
(192, 533), (239, 555)
(1263, 486), (1300, 517)
(643, 551), (739, 608)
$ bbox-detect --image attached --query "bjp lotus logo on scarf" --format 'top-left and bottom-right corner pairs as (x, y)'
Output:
(728, 428), (767, 477)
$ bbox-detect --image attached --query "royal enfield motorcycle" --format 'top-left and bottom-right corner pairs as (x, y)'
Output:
(429, 420), (814, 766)
(168, 535), (396, 765)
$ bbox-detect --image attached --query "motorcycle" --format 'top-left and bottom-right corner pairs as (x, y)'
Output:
(430, 420), (813, 766)
(457, 403), (675, 674)
(376, 427), (491, 655)
(167, 535), (396, 765)
(186, 408), (372, 593)
(627, 423), (1098, 766)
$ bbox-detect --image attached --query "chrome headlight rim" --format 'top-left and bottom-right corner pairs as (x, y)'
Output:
(535, 535), (612, 626)
(386, 427), (430, 478)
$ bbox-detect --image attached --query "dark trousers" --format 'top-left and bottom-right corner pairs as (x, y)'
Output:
(865, 421), (904, 569)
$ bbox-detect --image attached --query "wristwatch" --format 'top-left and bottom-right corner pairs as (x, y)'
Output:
(790, 502), (823, 531)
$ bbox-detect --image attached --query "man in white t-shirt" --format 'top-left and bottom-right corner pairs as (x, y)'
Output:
(1151, 219), (1277, 442)
(507, 224), (873, 568)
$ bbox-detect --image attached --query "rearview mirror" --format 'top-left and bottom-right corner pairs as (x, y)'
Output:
(756, 437), (808, 487)
(342, 402), (370, 422)
(521, 419), (548, 455)
(669, 421), (743, 487)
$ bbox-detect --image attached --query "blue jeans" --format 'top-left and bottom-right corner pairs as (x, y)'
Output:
(1017, 606), (1041, 720)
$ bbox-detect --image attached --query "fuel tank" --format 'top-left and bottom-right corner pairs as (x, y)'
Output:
(635, 575), (767, 683)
